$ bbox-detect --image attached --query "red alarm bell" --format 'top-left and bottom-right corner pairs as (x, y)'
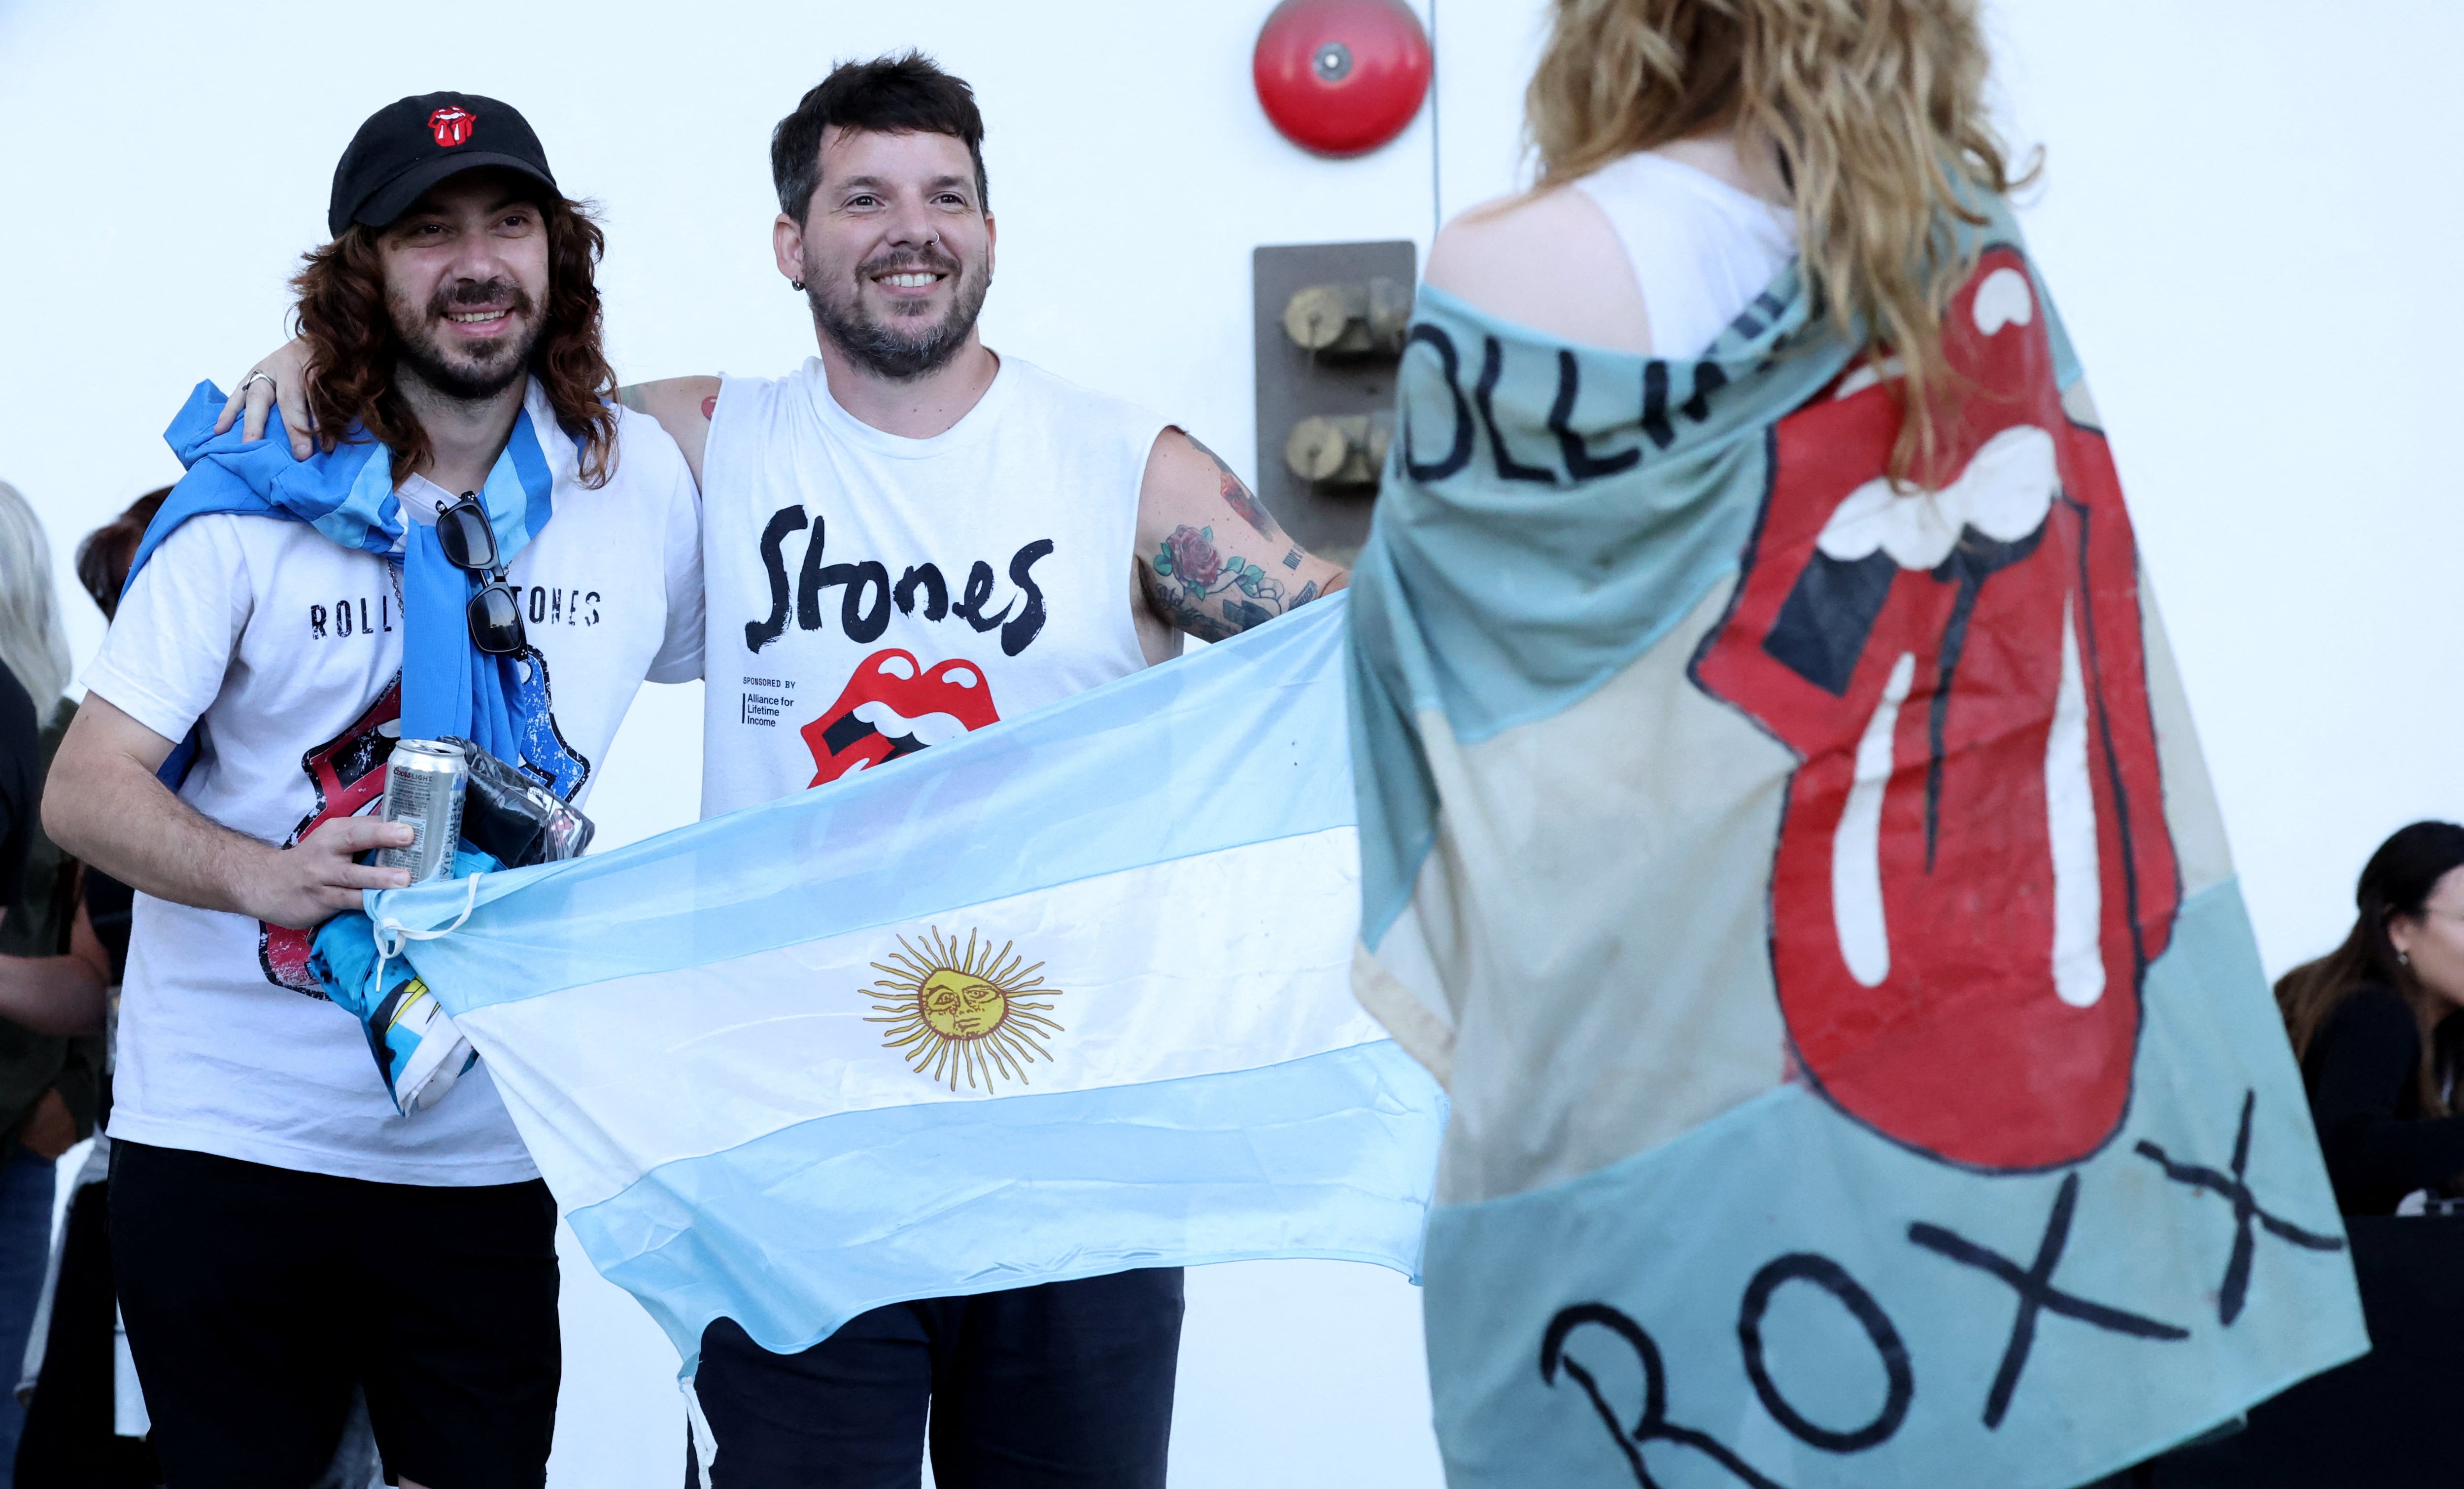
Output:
(1253, 0), (1432, 158)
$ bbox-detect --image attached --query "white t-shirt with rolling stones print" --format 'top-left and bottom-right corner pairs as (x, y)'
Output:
(698, 354), (1164, 817)
(85, 400), (704, 1185)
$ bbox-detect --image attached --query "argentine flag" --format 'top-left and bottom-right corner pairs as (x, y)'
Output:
(369, 595), (1442, 1368)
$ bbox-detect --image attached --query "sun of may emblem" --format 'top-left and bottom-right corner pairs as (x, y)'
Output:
(863, 927), (1065, 1092)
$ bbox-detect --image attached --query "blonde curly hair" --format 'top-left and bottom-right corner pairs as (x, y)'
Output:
(1527, 0), (2033, 484)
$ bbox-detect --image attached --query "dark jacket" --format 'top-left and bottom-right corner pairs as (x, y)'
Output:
(2299, 981), (2464, 1215)
(0, 687), (105, 1154)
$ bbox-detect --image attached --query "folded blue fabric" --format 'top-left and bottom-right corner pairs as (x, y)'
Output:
(311, 847), (501, 1114)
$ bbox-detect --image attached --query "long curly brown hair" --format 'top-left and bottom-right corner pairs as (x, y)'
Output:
(1526, 0), (2035, 486)
(289, 193), (618, 487)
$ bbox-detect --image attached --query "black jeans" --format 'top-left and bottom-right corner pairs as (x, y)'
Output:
(693, 1268), (1185, 1489)
(110, 1140), (560, 1489)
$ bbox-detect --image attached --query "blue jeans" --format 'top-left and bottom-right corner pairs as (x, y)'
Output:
(0, 1144), (60, 1488)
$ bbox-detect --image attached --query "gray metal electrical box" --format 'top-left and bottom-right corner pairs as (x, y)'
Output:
(1251, 240), (1417, 567)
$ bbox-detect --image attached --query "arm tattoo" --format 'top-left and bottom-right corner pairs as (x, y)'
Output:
(1180, 433), (1284, 541)
(1146, 522), (1320, 640)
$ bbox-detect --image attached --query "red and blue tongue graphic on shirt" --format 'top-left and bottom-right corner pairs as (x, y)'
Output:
(260, 676), (402, 997)
(1692, 246), (2179, 1171)
(802, 649), (1001, 786)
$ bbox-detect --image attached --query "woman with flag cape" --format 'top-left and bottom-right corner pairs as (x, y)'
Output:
(1344, 2), (2366, 1485)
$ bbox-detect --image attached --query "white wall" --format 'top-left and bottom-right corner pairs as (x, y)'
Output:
(1985, 1), (2464, 973)
(2, 1), (2455, 1485)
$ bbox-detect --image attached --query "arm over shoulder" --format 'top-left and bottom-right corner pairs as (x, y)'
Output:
(617, 377), (723, 490)
(610, 405), (707, 685)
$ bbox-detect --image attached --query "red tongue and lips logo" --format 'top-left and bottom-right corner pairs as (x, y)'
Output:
(261, 678), (403, 997)
(802, 648), (1001, 787)
(428, 106), (475, 148)
(1692, 247), (2179, 1171)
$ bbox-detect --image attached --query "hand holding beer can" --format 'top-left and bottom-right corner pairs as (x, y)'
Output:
(374, 739), (470, 884)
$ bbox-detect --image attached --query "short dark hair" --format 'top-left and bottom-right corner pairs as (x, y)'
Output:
(772, 52), (989, 225)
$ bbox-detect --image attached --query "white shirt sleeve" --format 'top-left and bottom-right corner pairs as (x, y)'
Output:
(81, 515), (253, 746)
(643, 427), (706, 686)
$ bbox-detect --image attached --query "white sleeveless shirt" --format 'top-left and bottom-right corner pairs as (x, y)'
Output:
(699, 354), (1164, 818)
(1574, 151), (1796, 360)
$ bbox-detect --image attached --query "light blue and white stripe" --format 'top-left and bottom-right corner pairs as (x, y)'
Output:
(372, 596), (1443, 1368)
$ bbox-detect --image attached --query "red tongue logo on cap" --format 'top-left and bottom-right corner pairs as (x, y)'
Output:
(1692, 245), (2179, 1172)
(428, 106), (475, 148)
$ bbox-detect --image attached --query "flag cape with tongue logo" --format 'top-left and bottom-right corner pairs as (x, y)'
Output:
(1345, 202), (2362, 1487)
(363, 594), (1441, 1372)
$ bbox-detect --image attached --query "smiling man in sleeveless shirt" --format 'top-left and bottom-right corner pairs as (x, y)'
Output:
(232, 54), (1351, 1489)
(630, 55), (1349, 1489)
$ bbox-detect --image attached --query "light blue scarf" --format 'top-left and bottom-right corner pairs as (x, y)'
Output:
(144, 379), (589, 1113)
(145, 379), (574, 791)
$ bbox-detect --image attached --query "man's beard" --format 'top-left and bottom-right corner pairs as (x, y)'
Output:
(807, 245), (987, 381)
(390, 278), (544, 401)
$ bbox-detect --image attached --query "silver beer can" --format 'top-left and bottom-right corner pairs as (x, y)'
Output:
(374, 739), (469, 884)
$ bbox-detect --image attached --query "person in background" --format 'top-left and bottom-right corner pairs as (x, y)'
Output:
(12, 485), (174, 1489)
(71, 489), (168, 623)
(0, 480), (108, 1488)
(2277, 821), (2464, 1216)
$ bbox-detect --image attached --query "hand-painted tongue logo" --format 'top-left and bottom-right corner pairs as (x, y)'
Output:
(1693, 253), (2180, 1171)
(803, 649), (1001, 786)
(428, 106), (475, 148)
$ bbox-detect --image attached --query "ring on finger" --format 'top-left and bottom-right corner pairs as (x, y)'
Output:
(240, 370), (277, 395)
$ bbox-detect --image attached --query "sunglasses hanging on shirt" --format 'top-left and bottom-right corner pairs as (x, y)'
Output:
(435, 494), (527, 657)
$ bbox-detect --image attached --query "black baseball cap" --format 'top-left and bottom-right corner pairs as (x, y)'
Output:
(327, 92), (559, 238)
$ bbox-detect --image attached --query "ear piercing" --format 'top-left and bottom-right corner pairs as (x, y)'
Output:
(790, 278), (806, 291)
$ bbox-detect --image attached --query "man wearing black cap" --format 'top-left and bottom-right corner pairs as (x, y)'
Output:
(46, 93), (704, 1489)
(223, 59), (1352, 1489)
